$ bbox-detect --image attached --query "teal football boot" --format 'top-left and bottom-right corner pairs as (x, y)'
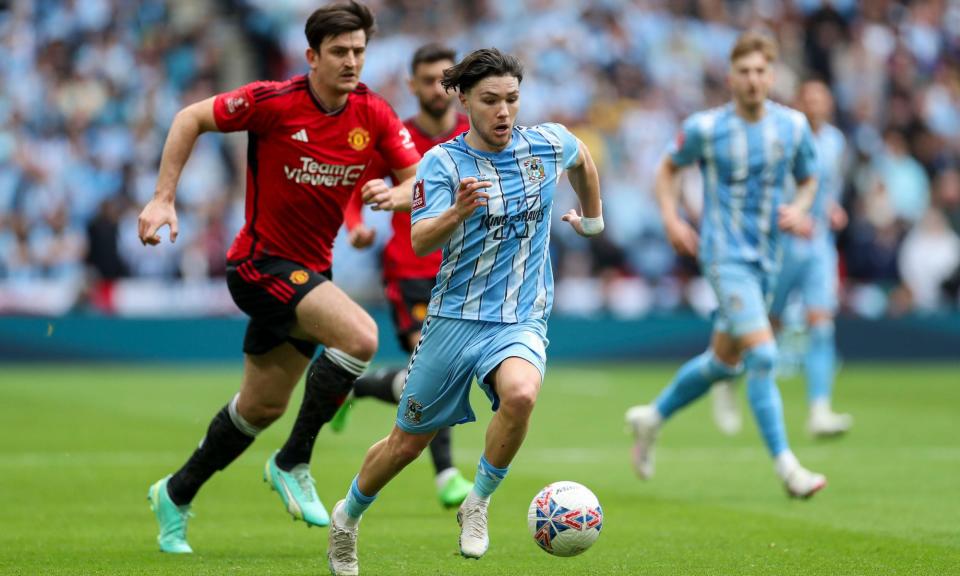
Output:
(264, 451), (330, 527)
(147, 476), (193, 554)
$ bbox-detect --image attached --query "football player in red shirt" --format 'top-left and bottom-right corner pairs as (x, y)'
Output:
(331, 44), (473, 509)
(137, 1), (419, 553)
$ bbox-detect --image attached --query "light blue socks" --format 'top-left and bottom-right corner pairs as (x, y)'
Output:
(655, 351), (742, 419)
(805, 321), (836, 405)
(344, 475), (377, 521)
(744, 342), (789, 457)
(472, 455), (508, 500)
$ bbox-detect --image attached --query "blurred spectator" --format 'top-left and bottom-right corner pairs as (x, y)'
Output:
(898, 209), (960, 311)
(1, 0), (959, 318)
(875, 130), (930, 224)
(86, 196), (128, 281)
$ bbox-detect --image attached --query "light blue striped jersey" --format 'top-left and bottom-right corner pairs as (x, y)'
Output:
(411, 123), (580, 323)
(668, 100), (818, 272)
(786, 122), (846, 254)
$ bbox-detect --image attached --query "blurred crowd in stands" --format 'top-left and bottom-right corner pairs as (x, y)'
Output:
(1, 0), (959, 317)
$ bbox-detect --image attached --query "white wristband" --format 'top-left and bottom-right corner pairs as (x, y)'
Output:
(580, 215), (604, 236)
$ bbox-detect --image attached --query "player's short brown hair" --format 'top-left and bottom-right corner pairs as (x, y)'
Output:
(305, 0), (375, 51)
(410, 43), (457, 75)
(441, 48), (523, 94)
(730, 31), (778, 63)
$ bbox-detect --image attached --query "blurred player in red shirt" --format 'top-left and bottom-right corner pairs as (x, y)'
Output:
(331, 44), (473, 508)
(137, 1), (419, 553)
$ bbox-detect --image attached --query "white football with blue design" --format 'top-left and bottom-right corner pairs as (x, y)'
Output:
(527, 481), (603, 557)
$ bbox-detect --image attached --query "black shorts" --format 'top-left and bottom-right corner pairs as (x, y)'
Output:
(383, 277), (435, 354)
(227, 256), (331, 358)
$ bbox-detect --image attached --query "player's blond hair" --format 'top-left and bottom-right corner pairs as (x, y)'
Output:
(730, 31), (778, 63)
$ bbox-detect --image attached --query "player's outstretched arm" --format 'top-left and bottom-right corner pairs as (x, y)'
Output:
(655, 156), (699, 257)
(138, 97), (219, 245)
(560, 140), (604, 237)
(410, 177), (491, 257)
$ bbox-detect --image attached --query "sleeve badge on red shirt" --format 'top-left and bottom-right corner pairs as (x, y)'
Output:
(226, 95), (248, 116)
(412, 179), (426, 210)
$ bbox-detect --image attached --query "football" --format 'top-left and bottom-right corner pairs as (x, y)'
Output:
(527, 481), (603, 557)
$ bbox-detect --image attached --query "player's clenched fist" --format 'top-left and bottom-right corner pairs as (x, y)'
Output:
(452, 177), (491, 220)
(349, 224), (376, 249)
(138, 197), (178, 246)
(362, 178), (393, 211)
(777, 204), (813, 238)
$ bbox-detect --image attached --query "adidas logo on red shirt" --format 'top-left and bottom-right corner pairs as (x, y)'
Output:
(291, 129), (309, 142)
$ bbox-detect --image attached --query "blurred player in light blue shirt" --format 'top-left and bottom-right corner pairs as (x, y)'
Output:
(626, 32), (828, 499)
(768, 80), (853, 436)
(327, 48), (604, 575)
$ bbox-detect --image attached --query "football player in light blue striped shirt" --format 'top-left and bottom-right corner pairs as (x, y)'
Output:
(713, 80), (853, 439)
(626, 32), (828, 499)
(327, 48), (603, 574)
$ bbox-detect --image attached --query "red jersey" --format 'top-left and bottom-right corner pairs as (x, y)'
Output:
(213, 75), (420, 272)
(346, 113), (470, 280)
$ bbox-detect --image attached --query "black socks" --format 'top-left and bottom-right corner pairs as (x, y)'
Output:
(275, 350), (364, 471)
(167, 397), (259, 505)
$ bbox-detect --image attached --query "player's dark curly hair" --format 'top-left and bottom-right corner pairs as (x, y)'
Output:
(305, 0), (376, 51)
(441, 48), (523, 94)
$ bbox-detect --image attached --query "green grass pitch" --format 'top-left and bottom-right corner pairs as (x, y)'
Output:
(0, 363), (957, 575)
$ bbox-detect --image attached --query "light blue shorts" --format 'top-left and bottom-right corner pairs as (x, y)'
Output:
(396, 315), (548, 434)
(769, 244), (838, 318)
(704, 261), (776, 337)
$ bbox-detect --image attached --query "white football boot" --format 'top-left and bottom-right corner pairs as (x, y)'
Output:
(625, 405), (660, 479)
(327, 500), (359, 576)
(710, 380), (743, 436)
(783, 465), (828, 499)
(807, 401), (853, 437)
(457, 494), (489, 559)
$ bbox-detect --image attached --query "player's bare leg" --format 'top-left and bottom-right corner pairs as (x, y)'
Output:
(804, 309), (852, 437)
(331, 328), (473, 507)
(456, 357), (541, 559)
(238, 345), (313, 427)
(328, 427), (435, 575)
(150, 343), (307, 553)
(267, 281), (377, 527)
(627, 331), (742, 479)
(482, 357), (542, 467)
(355, 427), (437, 495)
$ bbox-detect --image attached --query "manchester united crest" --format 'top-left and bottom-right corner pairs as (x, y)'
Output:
(289, 270), (310, 285)
(411, 303), (428, 322)
(348, 127), (371, 151)
(523, 157), (546, 182)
